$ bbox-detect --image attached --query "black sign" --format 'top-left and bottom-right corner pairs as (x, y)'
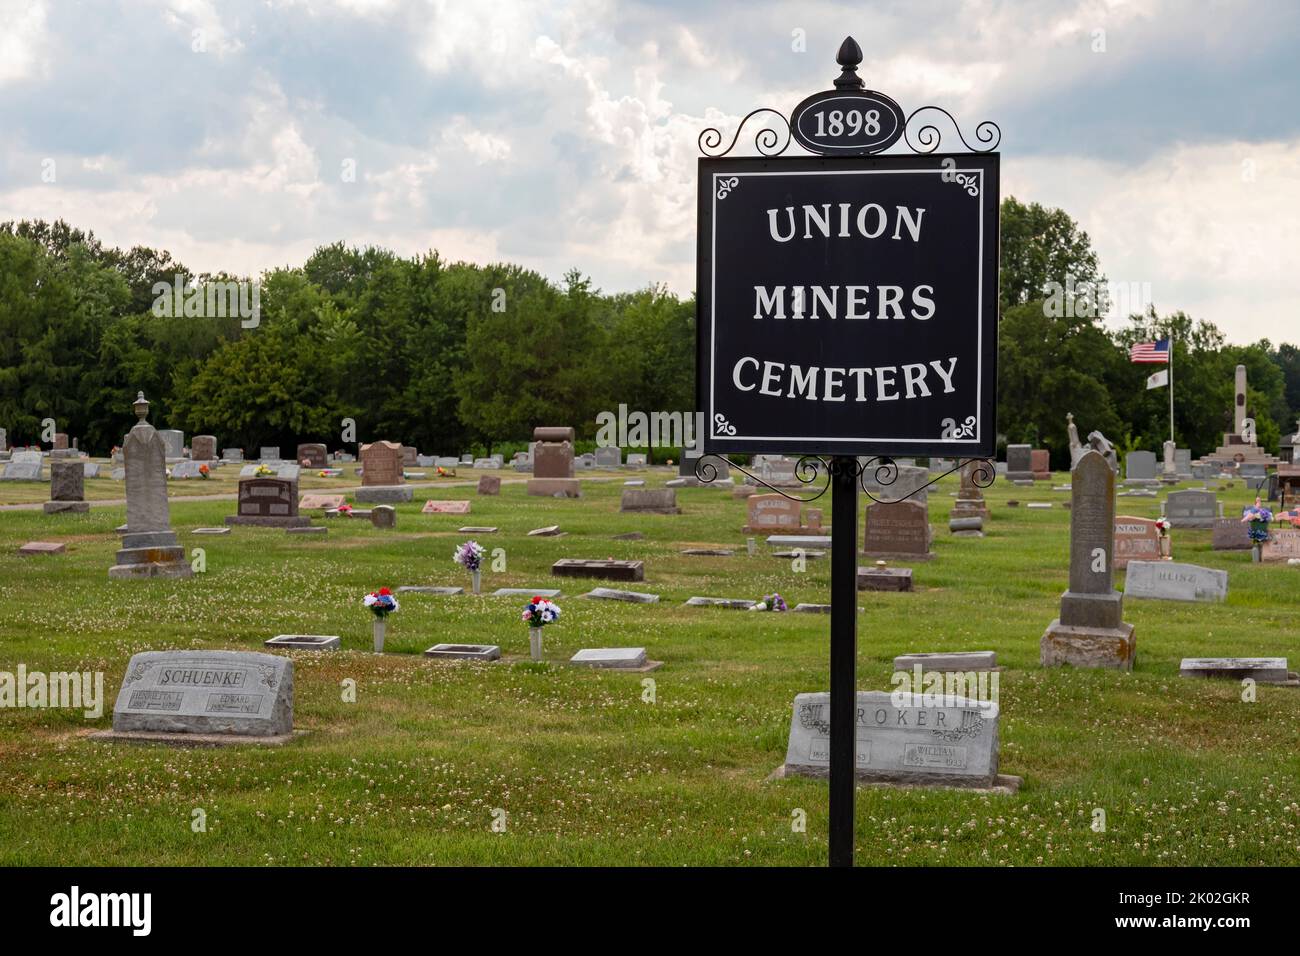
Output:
(696, 152), (999, 458)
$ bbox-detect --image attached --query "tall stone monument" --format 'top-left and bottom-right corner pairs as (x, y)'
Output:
(109, 393), (193, 579)
(952, 458), (989, 520)
(1198, 364), (1280, 469)
(1040, 450), (1135, 670)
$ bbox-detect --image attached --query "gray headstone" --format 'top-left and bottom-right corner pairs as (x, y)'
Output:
(111, 650), (291, 736)
(894, 651), (997, 672)
(1125, 451), (1157, 481)
(1165, 489), (1217, 529)
(3, 460), (42, 481)
(259, 447), (281, 462)
(158, 429), (185, 459)
(1005, 444), (1032, 478)
(626, 453), (647, 468)
(783, 690), (1000, 787)
(82, 462), (100, 478)
(265, 635), (340, 651)
(580, 587), (660, 603)
(684, 596), (756, 609)
(171, 460), (202, 479)
(1124, 561), (1227, 602)
(766, 534), (832, 548)
(1180, 657), (1290, 683)
(425, 643), (501, 661)
(569, 648), (648, 668)
(223, 448), (244, 462)
(595, 446), (622, 468)
(49, 461), (85, 501)
(491, 588), (561, 598)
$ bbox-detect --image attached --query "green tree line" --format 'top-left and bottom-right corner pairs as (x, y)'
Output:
(1, 208), (1296, 466)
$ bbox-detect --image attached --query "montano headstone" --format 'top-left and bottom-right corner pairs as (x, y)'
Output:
(109, 650), (292, 738)
(1041, 450), (1135, 669)
(781, 691), (1001, 788)
(109, 393), (192, 580)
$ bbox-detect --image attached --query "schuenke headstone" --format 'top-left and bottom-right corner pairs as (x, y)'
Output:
(109, 393), (193, 579)
(1041, 450), (1135, 669)
(1124, 560), (1227, 603)
(44, 461), (89, 513)
(1113, 515), (1162, 569)
(112, 650), (292, 737)
(862, 500), (933, 559)
(1165, 489), (1216, 529)
(782, 691), (999, 787)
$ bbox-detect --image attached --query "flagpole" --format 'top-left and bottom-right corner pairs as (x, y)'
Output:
(1168, 334), (1175, 446)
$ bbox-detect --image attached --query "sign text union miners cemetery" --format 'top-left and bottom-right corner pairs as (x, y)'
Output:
(695, 36), (1000, 867)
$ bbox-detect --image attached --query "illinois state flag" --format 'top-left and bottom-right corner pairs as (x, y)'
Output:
(1130, 338), (1170, 363)
(1146, 369), (1169, 389)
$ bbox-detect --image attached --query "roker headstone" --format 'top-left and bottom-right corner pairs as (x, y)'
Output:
(111, 650), (292, 737)
(782, 691), (1000, 788)
(1040, 450), (1135, 669)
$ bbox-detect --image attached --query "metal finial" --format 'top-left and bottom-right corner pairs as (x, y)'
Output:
(834, 36), (864, 89)
(133, 391), (150, 422)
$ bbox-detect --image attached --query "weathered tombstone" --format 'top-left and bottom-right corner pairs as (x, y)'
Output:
(1124, 451), (1158, 486)
(1030, 449), (1051, 480)
(477, 475), (501, 495)
(781, 691), (1003, 788)
(527, 426), (580, 497)
(108, 650), (292, 738)
(1113, 515), (1164, 569)
(191, 435), (217, 461)
(1261, 528), (1300, 562)
(1040, 451), (1135, 669)
(356, 440), (413, 503)
(862, 500), (933, 560)
(1162, 440), (1177, 478)
(575, 453), (596, 471)
(474, 457), (502, 470)
(745, 493), (802, 531)
(951, 459), (989, 519)
(109, 393), (193, 579)
(44, 461), (89, 513)
(595, 446), (622, 468)
(569, 648), (654, 670)
(1180, 657), (1293, 684)
(297, 443), (327, 467)
(299, 493), (345, 511)
(227, 477), (310, 527)
(551, 558), (645, 582)
(1165, 489), (1217, 529)
(400, 445), (418, 467)
(1066, 413), (1084, 468)
(265, 635), (340, 651)
(620, 488), (680, 514)
(422, 500), (470, 514)
(894, 651), (997, 672)
(158, 429), (185, 459)
(1005, 444), (1033, 481)
(2, 452), (42, 481)
(425, 643), (501, 661)
(626, 453), (647, 468)
(171, 460), (202, 479)
(371, 505), (397, 529)
(82, 462), (100, 479)
(857, 565), (913, 591)
(223, 448), (244, 462)
(259, 446), (281, 462)
(1211, 517), (1253, 551)
(861, 463), (930, 503)
(1173, 447), (1193, 479)
(1124, 561), (1227, 602)
(580, 587), (660, 603)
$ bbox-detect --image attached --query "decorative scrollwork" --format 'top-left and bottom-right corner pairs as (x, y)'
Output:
(713, 412), (737, 435)
(859, 456), (996, 504)
(698, 108), (793, 158)
(695, 454), (836, 502)
(904, 106), (1001, 154)
(715, 177), (739, 200)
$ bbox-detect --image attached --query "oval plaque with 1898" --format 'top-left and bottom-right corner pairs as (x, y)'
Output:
(789, 90), (906, 155)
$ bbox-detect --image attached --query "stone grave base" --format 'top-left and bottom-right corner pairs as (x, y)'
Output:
(425, 643), (501, 661)
(526, 478), (581, 498)
(1040, 620), (1136, 670)
(88, 729), (304, 748)
(354, 485), (414, 503)
(43, 501), (90, 514)
(265, 635), (340, 650)
(861, 548), (933, 561)
(108, 544), (193, 579)
(225, 514), (312, 527)
(858, 567), (914, 591)
(768, 763), (1021, 793)
(552, 558), (644, 582)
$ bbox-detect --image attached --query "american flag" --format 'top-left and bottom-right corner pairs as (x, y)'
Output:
(1129, 338), (1170, 363)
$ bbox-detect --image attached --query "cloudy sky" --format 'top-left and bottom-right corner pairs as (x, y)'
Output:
(1, 0), (1296, 343)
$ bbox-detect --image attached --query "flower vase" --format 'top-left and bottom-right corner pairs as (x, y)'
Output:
(373, 616), (386, 653)
(472, 569), (481, 595)
(1252, 543), (1263, 563)
(1159, 537), (1171, 559)
(529, 626), (543, 661)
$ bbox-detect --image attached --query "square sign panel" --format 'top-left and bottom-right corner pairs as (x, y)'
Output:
(697, 153), (999, 458)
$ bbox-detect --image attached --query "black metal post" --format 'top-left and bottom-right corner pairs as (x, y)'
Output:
(829, 456), (858, 867)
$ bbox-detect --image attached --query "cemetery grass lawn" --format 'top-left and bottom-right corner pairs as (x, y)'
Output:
(1, 472), (1298, 866)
